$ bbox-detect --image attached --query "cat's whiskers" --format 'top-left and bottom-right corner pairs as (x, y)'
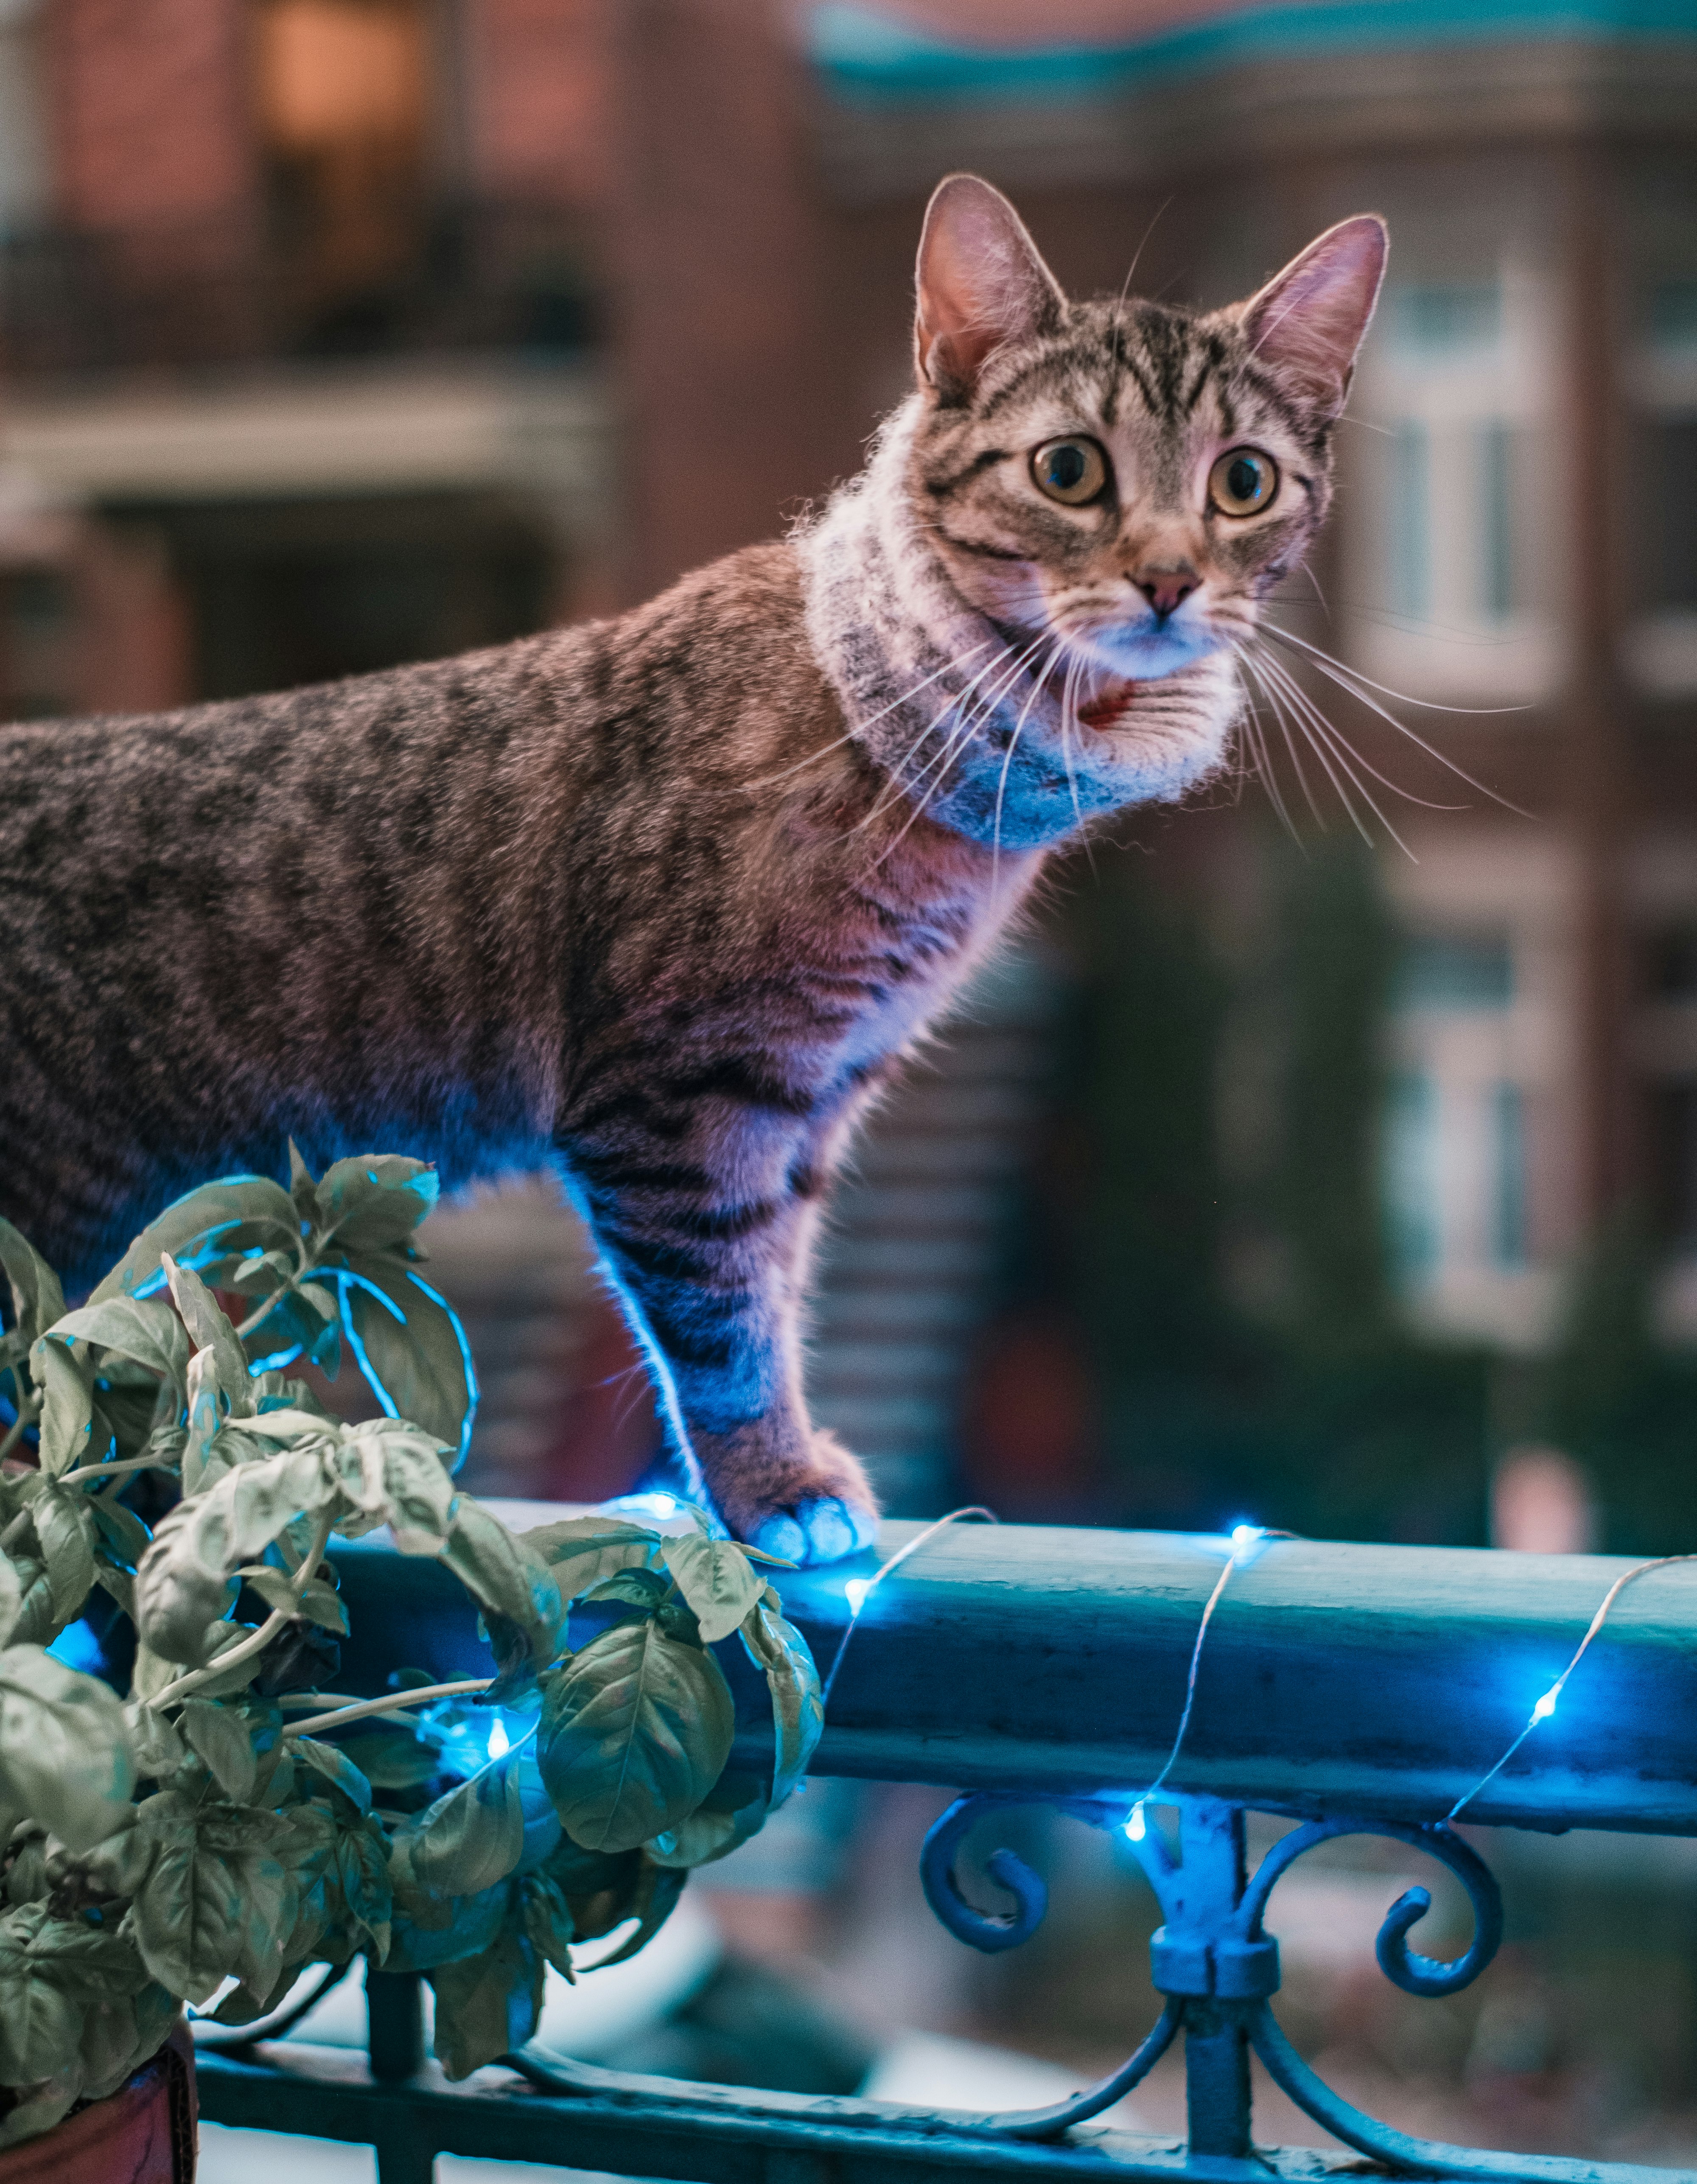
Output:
(860, 632), (1050, 840)
(1249, 642), (1467, 816)
(1258, 622), (1533, 817)
(847, 638), (1023, 839)
(868, 633), (1056, 868)
(1245, 645), (1409, 854)
(1234, 646), (1327, 829)
(1235, 676), (1293, 838)
(1058, 650), (1087, 834)
(745, 638), (998, 793)
(989, 635), (1066, 892)
(1229, 657), (1301, 844)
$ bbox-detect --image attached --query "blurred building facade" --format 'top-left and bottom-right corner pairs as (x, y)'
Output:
(5, 0), (1697, 1528)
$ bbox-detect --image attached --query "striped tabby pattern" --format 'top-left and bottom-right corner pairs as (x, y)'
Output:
(0, 178), (1383, 1561)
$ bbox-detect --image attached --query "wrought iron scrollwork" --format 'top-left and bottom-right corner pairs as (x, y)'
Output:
(918, 1789), (1523, 2166)
(919, 1790), (1050, 1952)
(1235, 1814), (1504, 1999)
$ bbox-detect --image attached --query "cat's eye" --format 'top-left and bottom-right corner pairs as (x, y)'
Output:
(1031, 437), (1109, 507)
(1209, 447), (1279, 517)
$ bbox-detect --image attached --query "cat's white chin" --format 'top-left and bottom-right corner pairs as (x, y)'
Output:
(1084, 621), (1220, 680)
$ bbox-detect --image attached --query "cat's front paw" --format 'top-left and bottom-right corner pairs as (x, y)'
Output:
(715, 1434), (880, 1567)
(750, 1494), (879, 1566)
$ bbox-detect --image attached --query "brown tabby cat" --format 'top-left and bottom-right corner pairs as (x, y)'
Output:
(0, 177), (1385, 1563)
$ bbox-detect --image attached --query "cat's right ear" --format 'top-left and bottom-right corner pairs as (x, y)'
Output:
(915, 174), (1066, 403)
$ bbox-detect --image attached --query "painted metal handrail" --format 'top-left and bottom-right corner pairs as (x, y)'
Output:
(192, 1516), (1697, 2184)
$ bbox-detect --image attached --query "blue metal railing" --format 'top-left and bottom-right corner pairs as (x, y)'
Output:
(194, 1519), (1697, 2184)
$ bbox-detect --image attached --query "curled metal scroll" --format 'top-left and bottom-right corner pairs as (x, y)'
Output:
(1238, 1817), (1504, 1999)
(920, 1792), (1050, 1953)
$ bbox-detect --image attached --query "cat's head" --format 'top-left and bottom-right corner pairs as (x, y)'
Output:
(905, 174), (1385, 803)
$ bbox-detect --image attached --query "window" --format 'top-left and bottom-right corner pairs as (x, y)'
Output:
(1394, 283), (1502, 354)
(1479, 421), (1515, 621)
(254, 0), (432, 333)
(1384, 1070), (1441, 1282)
(1352, 262), (1555, 700)
(1385, 929), (1536, 1303)
(1398, 934), (1514, 1011)
(1387, 423), (1431, 622)
(1491, 1081), (1528, 1267)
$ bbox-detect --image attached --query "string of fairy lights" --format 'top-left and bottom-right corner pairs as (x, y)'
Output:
(816, 1512), (1694, 1840)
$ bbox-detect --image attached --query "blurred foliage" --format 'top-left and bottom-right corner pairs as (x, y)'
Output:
(997, 834), (1498, 1547)
(1537, 1212), (1697, 1554)
(1009, 826), (1697, 1553)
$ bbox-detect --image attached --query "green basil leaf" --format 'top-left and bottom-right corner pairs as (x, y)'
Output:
(427, 1924), (541, 2080)
(329, 1254), (475, 1467)
(314, 1157), (439, 1254)
(538, 1620), (734, 1855)
(522, 1518), (663, 1602)
(0, 1553), (20, 1651)
(740, 1600), (823, 1808)
(0, 1645), (135, 1851)
(287, 1737), (372, 1817)
(29, 1338), (94, 1481)
(134, 1442), (336, 1663)
(90, 1178), (301, 1309)
(48, 1299), (187, 1394)
(519, 1870), (576, 1978)
(178, 1698), (258, 1804)
(162, 1257), (252, 1419)
(0, 1221), (65, 1352)
(659, 1533), (764, 1644)
(410, 1758), (525, 1901)
(121, 1791), (295, 2004)
(32, 1489), (95, 1623)
(586, 1856), (687, 1967)
(440, 1499), (566, 1698)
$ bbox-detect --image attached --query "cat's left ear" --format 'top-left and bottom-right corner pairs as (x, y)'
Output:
(915, 174), (1067, 403)
(1240, 215), (1388, 415)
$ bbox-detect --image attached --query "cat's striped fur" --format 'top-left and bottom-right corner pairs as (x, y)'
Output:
(0, 178), (1384, 1561)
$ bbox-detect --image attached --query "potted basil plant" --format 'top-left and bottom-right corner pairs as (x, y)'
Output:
(0, 1151), (821, 2162)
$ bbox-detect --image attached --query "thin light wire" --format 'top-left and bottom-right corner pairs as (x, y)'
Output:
(818, 1505), (999, 1709)
(1446, 1551), (1697, 1822)
(1130, 1528), (1297, 1816)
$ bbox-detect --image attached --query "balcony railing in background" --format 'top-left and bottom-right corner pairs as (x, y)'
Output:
(194, 1520), (1697, 2184)
(0, 200), (598, 379)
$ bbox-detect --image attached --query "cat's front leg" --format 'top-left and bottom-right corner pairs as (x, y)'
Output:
(560, 1126), (879, 1565)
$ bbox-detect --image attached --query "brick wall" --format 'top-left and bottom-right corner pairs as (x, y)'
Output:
(465, 0), (612, 207)
(45, 0), (258, 233)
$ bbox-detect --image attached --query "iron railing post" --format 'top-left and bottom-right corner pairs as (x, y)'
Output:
(367, 1969), (426, 2083)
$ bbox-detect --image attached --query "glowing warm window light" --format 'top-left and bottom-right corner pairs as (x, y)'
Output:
(258, 0), (426, 153)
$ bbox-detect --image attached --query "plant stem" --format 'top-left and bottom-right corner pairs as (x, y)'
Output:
(58, 1453), (174, 1488)
(283, 1678), (493, 1738)
(149, 1610), (291, 1709)
(150, 1510), (335, 1710)
(0, 1410), (31, 1465)
(235, 1261), (317, 1344)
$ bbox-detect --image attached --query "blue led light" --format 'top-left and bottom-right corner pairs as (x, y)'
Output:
(486, 1717), (511, 1761)
(843, 1577), (871, 1614)
(1229, 1522), (1263, 1554)
(1532, 1687), (1559, 1721)
(1124, 1803), (1147, 1842)
(47, 1620), (106, 1675)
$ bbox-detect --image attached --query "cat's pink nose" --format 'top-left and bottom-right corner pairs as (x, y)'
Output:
(1132, 568), (1199, 619)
